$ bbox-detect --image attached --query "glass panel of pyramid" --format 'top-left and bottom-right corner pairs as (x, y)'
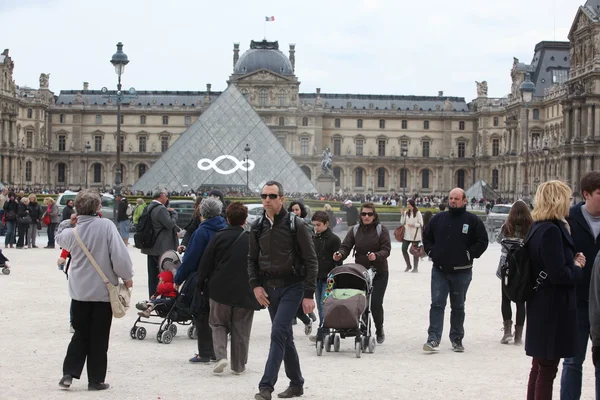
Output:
(131, 84), (318, 194)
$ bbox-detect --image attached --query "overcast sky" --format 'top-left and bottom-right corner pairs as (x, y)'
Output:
(2, 0), (581, 100)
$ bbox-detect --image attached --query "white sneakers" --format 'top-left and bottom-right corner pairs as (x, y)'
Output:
(213, 359), (228, 374)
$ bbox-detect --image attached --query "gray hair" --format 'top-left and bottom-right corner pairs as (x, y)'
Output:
(136, 198), (145, 205)
(152, 187), (168, 199)
(75, 189), (101, 216)
(200, 197), (222, 219)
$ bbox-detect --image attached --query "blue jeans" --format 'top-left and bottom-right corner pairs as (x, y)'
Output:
(259, 282), (304, 392)
(315, 279), (328, 328)
(560, 302), (600, 400)
(427, 266), (473, 343)
(4, 220), (16, 246)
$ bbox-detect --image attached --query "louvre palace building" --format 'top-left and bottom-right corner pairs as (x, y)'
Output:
(1, 0), (600, 200)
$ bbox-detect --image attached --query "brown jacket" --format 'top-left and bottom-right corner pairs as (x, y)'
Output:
(338, 222), (391, 273)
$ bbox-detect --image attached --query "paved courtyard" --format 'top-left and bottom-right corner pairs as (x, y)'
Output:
(0, 240), (595, 399)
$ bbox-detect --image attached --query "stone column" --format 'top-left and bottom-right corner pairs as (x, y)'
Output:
(574, 106), (582, 142)
(595, 104), (600, 139)
(587, 104), (594, 141)
(586, 155), (593, 174)
(0, 118), (5, 145)
(571, 156), (579, 193)
(564, 105), (572, 142)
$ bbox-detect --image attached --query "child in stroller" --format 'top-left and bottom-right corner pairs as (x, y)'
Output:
(136, 271), (177, 317)
(0, 249), (10, 275)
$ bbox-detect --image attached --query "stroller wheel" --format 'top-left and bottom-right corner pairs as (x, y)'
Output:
(355, 341), (362, 358)
(136, 327), (146, 340)
(333, 334), (340, 352)
(168, 324), (177, 337)
(324, 334), (332, 353)
(187, 326), (194, 339)
(316, 340), (323, 356)
(2, 267), (10, 275)
(130, 327), (138, 339)
(368, 336), (376, 354)
(156, 330), (163, 343)
(161, 330), (173, 344)
(361, 337), (368, 351)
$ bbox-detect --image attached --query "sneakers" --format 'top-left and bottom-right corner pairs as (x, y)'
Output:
(255, 389), (273, 400)
(59, 374), (73, 389)
(232, 368), (246, 375)
(304, 322), (312, 336)
(451, 340), (465, 352)
(135, 302), (149, 311)
(189, 355), (211, 363)
(213, 358), (228, 374)
(376, 328), (385, 344)
(277, 386), (304, 398)
(88, 382), (110, 391)
(423, 340), (440, 352)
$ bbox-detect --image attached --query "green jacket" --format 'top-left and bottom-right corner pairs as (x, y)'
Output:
(132, 202), (148, 224)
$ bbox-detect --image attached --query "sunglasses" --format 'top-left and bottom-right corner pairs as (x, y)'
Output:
(361, 212), (374, 217)
(260, 194), (280, 200)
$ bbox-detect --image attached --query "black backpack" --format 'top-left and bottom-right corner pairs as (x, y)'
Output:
(500, 224), (545, 302)
(134, 204), (159, 249)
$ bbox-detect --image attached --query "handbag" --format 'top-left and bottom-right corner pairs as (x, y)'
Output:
(19, 215), (32, 225)
(409, 227), (426, 258)
(73, 227), (131, 318)
(394, 226), (405, 242)
(42, 213), (51, 226)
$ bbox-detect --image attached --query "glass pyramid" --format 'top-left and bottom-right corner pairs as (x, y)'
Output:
(131, 84), (318, 194)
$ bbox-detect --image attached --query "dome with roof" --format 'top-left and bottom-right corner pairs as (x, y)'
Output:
(234, 40), (294, 76)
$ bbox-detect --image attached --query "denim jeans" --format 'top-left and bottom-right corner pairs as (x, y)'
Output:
(315, 279), (328, 328)
(560, 301), (600, 400)
(259, 282), (304, 392)
(4, 220), (16, 246)
(47, 222), (57, 246)
(427, 266), (473, 343)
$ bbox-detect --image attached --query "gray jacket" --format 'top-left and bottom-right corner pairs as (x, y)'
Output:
(589, 251), (600, 346)
(55, 216), (134, 302)
(47, 202), (60, 223)
(140, 200), (179, 256)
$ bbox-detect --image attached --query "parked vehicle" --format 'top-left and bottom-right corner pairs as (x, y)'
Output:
(486, 203), (512, 230)
(246, 204), (264, 225)
(168, 199), (195, 229)
(55, 191), (115, 222)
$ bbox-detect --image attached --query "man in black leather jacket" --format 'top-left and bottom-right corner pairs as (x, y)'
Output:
(248, 181), (318, 400)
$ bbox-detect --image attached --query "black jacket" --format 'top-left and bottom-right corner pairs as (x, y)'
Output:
(3, 200), (18, 221)
(117, 198), (129, 222)
(62, 205), (75, 222)
(423, 207), (488, 272)
(17, 202), (30, 223)
(198, 226), (260, 310)
(182, 215), (201, 248)
(248, 207), (318, 298)
(314, 228), (341, 279)
(340, 204), (359, 226)
(568, 202), (600, 303)
(28, 202), (43, 222)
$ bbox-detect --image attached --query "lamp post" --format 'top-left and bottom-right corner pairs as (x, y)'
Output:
(84, 141), (91, 188)
(401, 143), (408, 206)
(244, 143), (251, 194)
(519, 72), (535, 205)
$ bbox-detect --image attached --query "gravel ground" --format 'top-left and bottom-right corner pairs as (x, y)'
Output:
(0, 242), (594, 400)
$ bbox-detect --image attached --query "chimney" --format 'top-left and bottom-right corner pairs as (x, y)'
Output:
(206, 83), (211, 93)
(83, 82), (89, 91)
(316, 88), (321, 94)
(438, 91), (443, 97)
(233, 43), (240, 69)
(289, 44), (296, 73)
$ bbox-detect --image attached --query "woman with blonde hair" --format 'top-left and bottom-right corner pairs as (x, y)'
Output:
(43, 197), (60, 249)
(525, 181), (586, 400)
(323, 204), (337, 230)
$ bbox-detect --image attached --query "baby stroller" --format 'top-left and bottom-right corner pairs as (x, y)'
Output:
(316, 263), (376, 358)
(130, 250), (196, 344)
(0, 249), (9, 275)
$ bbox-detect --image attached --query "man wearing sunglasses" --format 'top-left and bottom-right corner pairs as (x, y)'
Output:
(248, 181), (318, 400)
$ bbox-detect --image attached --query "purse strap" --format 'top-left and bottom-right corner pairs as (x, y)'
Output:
(73, 227), (110, 285)
(413, 226), (420, 241)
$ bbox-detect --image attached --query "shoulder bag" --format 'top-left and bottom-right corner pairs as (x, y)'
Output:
(394, 213), (406, 242)
(409, 227), (426, 258)
(73, 227), (131, 318)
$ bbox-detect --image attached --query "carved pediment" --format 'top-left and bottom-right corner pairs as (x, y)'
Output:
(398, 135), (411, 145)
(237, 69), (293, 83)
(376, 134), (389, 144)
(454, 136), (470, 145)
(569, 8), (593, 39)
(420, 135), (432, 143)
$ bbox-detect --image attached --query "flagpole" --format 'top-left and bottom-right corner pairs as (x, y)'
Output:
(264, 20), (266, 39)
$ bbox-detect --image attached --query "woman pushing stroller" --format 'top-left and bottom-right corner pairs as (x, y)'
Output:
(333, 202), (391, 344)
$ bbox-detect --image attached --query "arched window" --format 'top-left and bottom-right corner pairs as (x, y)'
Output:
(400, 168), (408, 188)
(58, 163), (67, 183)
(376, 168), (386, 188)
(138, 164), (147, 178)
(333, 167), (342, 187)
(422, 169), (430, 189)
(93, 163), (102, 183)
(259, 89), (268, 106)
(457, 169), (465, 189)
(300, 166), (311, 180)
(26, 131), (33, 148)
(492, 169), (499, 189)
(302, 117), (308, 126)
(278, 90), (286, 106)
(25, 161), (32, 181)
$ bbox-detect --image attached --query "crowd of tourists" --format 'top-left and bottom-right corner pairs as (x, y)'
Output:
(4, 171), (600, 399)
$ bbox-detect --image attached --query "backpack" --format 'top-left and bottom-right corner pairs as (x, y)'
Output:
(126, 203), (134, 217)
(500, 224), (545, 303)
(133, 204), (159, 249)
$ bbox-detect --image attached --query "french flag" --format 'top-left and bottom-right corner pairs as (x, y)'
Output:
(265, 16), (275, 21)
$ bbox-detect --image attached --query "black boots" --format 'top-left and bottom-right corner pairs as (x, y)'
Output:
(403, 253), (412, 272)
(412, 255), (419, 273)
(500, 320), (513, 344)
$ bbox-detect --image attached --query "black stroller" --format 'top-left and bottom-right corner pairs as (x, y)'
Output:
(130, 250), (196, 344)
(0, 249), (9, 275)
(316, 263), (376, 358)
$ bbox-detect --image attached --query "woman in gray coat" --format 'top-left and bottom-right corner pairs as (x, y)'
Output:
(43, 197), (60, 248)
(55, 189), (134, 391)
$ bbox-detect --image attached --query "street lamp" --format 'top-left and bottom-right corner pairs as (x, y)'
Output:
(519, 72), (535, 205)
(401, 143), (408, 206)
(244, 143), (251, 194)
(84, 141), (91, 188)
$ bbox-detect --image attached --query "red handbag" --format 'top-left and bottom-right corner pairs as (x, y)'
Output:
(409, 227), (425, 258)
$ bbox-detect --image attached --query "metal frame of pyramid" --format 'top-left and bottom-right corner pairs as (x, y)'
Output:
(465, 180), (501, 201)
(131, 84), (318, 194)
